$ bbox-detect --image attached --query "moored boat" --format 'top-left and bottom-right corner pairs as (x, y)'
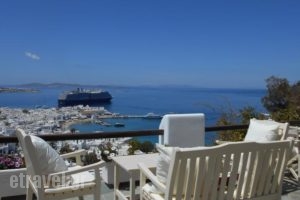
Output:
(143, 112), (162, 119)
(114, 123), (125, 127)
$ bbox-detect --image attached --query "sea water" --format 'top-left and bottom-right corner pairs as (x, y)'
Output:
(0, 85), (266, 145)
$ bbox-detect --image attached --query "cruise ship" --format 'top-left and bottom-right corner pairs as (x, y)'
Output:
(58, 88), (112, 107)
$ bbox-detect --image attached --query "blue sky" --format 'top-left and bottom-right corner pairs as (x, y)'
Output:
(0, 0), (299, 88)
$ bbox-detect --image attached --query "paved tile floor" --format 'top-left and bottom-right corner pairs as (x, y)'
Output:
(3, 176), (300, 200)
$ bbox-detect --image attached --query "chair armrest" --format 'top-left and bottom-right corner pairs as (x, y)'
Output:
(61, 149), (87, 166)
(48, 161), (105, 179)
(61, 149), (87, 158)
(215, 140), (230, 145)
(138, 163), (166, 192)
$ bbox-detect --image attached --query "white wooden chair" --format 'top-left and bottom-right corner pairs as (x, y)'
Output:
(216, 119), (299, 183)
(16, 128), (105, 200)
(139, 140), (292, 200)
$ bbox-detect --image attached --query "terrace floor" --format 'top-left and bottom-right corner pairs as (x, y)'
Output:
(3, 174), (300, 200)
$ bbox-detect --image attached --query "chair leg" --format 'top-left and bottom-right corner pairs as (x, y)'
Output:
(94, 191), (100, 200)
(94, 185), (101, 200)
(26, 187), (34, 200)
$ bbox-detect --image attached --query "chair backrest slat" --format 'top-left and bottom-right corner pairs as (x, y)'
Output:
(202, 156), (215, 200)
(263, 150), (276, 195)
(175, 156), (186, 199)
(271, 148), (287, 193)
(192, 157), (205, 199)
(226, 153), (241, 198)
(256, 149), (271, 196)
(209, 154), (223, 200)
(218, 153), (231, 200)
(235, 151), (249, 198)
(251, 149), (266, 197)
(184, 158), (196, 200)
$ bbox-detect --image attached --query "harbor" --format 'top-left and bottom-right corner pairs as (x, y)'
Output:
(0, 105), (162, 154)
(0, 106), (162, 135)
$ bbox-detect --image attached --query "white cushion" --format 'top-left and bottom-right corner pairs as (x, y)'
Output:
(30, 136), (68, 175)
(244, 119), (280, 142)
(155, 144), (177, 185)
(155, 144), (208, 185)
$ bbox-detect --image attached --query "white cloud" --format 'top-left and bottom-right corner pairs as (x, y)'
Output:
(25, 51), (40, 60)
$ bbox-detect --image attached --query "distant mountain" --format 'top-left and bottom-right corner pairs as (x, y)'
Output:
(0, 87), (39, 93)
(17, 83), (135, 89)
(19, 82), (83, 88)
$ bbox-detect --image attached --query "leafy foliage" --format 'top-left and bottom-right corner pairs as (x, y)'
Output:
(217, 106), (264, 142)
(216, 76), (300, 142)
(140, 141), (155, 153)
(127, 139), (141, 155)
(127, 139), (155, 155)
(262, 76), (300, 121)
(59, 143), (73, 154)
(84, 151), (100, 165)
(262, 76), (290, 113)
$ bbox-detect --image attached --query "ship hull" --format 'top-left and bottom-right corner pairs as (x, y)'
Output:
(58, 98), (111, 107)
(58, 88), (112, 107)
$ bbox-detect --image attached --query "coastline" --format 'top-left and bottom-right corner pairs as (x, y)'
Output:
(0, 87), (39, 93)
(62, 118), (93, 130)
(0, 106), (111, 136)
(0, 106), (161, 136)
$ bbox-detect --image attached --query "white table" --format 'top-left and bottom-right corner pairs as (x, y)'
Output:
(112, 153), (159, 200)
